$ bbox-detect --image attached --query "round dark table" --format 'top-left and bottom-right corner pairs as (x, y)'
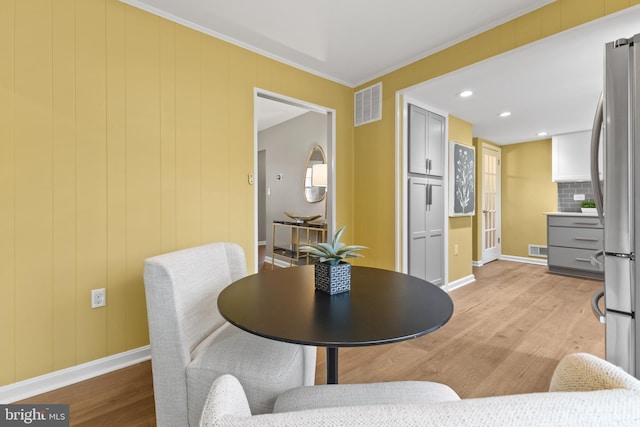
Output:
(218, 265), (453, 384)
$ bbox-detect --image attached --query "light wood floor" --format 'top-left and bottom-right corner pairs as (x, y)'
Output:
(318, 260), (604, 397)
(16, 260), (604, 425)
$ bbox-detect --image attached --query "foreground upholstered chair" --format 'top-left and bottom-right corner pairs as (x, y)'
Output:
(144, 242), (316, 427)
(200, 353), (640, 426)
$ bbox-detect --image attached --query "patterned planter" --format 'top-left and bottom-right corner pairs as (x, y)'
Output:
(314, 261), (351, 295)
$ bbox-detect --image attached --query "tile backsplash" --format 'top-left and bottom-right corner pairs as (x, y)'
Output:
(558, 181), (595, 212)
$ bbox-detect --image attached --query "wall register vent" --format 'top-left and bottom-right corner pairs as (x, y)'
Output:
(354, 82), (382, 126)
(528, 244), (548, 258)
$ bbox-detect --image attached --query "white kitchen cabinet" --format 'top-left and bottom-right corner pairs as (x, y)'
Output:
(552, 130), (602, 182)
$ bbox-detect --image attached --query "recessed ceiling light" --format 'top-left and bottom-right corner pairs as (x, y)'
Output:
(458, 90), (473, 98)
(538, 131), (548, 136)
(499, 111), (511, 118)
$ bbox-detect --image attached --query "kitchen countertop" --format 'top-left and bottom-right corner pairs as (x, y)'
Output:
(544, 212), (598, 217)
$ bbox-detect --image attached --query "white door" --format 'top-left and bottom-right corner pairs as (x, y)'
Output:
(482, 145), (501, 263)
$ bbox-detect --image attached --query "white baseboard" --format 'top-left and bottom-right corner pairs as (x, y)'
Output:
(447, 274), (476, 292)
(0, 345), (151, 404)
(473, 256), (548, 267)
(499, 254), (548, 266)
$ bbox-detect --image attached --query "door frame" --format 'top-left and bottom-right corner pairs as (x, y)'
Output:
(253, 88), (336, 272)
(396, 93), (449, 288)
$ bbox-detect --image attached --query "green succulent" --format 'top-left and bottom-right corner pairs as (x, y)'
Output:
(581, 200), (596, 208)
(299, 226), (366, 266)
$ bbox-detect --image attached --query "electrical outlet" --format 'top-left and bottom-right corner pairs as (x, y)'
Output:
(91, 288), (106, 308)
(454, 244), (459, 256)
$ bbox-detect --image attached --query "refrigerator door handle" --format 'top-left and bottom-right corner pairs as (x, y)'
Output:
(591, 288), (606, 324)
(590, 93), (604, 225)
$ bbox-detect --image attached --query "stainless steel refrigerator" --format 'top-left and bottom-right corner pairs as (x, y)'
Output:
(590, 33), (639, 378)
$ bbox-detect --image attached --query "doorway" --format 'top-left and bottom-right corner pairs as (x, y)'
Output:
(481, 144), (501, 264)
(253, 89), (336, 272)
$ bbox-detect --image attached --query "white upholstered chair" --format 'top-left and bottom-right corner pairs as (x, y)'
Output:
(200, 353), (640, 426)
(143, 242), (316, 427)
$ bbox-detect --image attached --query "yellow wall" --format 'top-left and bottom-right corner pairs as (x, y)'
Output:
(501, 140), (557, 257)
(3, 0), (638, 388)
(353, 0), (638, 273)
(0, 0), (354, 386)
(448, 117), (474, 281)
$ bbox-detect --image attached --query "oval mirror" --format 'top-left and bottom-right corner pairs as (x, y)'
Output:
(304, 145), (327, 203)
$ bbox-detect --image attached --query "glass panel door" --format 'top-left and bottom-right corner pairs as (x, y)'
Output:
(482, 145), (501, 263)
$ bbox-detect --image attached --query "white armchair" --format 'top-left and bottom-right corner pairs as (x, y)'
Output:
(200, 353), (640, 426)
(143, 242), (316, 427)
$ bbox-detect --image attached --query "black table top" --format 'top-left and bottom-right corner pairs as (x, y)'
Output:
(218, 265), (453, 348)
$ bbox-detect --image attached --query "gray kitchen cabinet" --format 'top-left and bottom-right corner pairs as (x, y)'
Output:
(409, 104), (445, 177)
(547, 214), (604, 280)
(408, 103), (445, 286)
(409, 177), (444, 286)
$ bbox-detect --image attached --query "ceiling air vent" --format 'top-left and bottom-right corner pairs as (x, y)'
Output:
(354, 82), (382, 126)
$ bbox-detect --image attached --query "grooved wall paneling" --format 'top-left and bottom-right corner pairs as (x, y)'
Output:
(0, 0), (353, 385)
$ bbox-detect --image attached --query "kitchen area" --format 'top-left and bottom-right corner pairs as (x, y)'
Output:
(546, 129), (604, 281)
(397, 3), (640, 382)
(546, 32), (639, 378)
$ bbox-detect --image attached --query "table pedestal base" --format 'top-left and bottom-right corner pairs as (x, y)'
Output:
(327, 347), (338, 384)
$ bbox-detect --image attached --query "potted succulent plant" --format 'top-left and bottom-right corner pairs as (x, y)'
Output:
(581, 200), (597, 214)
(299, 226), (366, 295)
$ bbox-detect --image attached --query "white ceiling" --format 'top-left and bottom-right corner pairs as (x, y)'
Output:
(406, 7), (640, 144)
(121, 0), (555, 87)
(121, 0), (640, 143)
(255, 96), (309, 132)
